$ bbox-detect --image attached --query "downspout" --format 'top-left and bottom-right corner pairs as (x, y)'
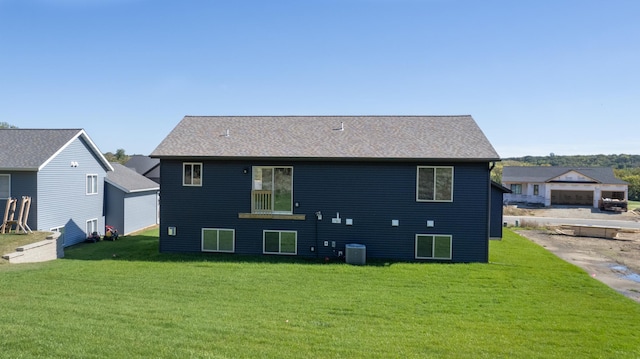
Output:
(314, 211), (321, 259)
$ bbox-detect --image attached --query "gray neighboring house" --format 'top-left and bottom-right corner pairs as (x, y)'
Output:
(124, 155), (160, 184)
(105, 163), (160, 235)
(502, 166), (628, 208)
(0, 129), (113, 247)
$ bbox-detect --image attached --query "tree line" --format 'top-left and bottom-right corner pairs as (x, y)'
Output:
(492, 154), (640, 201)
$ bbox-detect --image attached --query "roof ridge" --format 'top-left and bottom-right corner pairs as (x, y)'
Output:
(182, 115), (472, 118)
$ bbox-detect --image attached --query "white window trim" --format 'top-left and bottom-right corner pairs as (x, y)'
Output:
(183, 163), (203, 187)
(415, 234), (452, 260)
(86, 174), (98, 195)
(201, 228), (235, 253)
(86, 218), (98, 236)
(252, 166), (294, 214)
(416, 166), (454, 202)
(0, 174), (10, 199)
(263, 230), (297, 255)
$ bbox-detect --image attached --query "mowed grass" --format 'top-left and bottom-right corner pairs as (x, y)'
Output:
(628, 200), (640, 210)
(1, 229), (639, 358)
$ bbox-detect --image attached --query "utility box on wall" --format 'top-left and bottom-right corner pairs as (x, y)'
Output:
(345, 243), (366, 265)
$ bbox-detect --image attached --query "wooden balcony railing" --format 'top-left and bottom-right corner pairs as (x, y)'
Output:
(252, 190), (273, 214)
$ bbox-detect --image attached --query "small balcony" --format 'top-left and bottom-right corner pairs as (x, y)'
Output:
(239, 190), (304, 220)
(251, 190), (273, 214)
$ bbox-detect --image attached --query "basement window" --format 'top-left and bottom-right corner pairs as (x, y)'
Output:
(415, 234), (452, 260)
(86, 219), (98, 237)
(202, 228), (235, 253)
(263, 230), (297, 255)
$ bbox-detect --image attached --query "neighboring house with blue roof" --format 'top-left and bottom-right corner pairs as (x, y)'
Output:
(502, 166), (628, 208)
(105, 163), (160, 235)
(0, 129), (113, 247)
(151, 115), (502, 263)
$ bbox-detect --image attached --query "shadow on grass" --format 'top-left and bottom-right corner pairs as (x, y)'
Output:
(62, 233), (402, 267)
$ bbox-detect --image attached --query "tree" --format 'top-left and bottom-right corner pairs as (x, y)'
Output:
(0, 121), (18, 129)
(616, 168), (640, 201)
(115, 149), (127, 161)
(103, 149), (130, 164)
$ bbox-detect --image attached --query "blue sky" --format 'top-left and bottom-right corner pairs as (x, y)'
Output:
(1, 0), (638, 158)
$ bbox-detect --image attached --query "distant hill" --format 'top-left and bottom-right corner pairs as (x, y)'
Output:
(502, 154), (640, 169)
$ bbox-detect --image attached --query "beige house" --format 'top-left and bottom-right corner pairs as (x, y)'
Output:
(502, 166), (628, 208)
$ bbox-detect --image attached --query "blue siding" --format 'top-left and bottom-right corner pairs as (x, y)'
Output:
(123, 191), (158, 235)
(105, 183), (125, 236)
(159, 160), (491, 262)
(38, 137), (108, 246)
(0, 171), (38, 231)
(106, 185), (156, 235)
(490, 184), (506, 239)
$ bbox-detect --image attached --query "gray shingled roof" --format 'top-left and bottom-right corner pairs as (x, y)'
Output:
(502, 166), (628, 184)
(151, 116), (500, 160)
(106, 163), (160, 193)
(124, 155), (160, 175)
(0, 129), (112, 171)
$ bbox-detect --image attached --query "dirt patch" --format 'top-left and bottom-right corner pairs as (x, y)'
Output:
(506, 205), (640, 221)
(516, 229), (640, 303)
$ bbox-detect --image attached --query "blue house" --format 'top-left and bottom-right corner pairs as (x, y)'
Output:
(151, 116), (502, 263)
(105, 163), (160, 235)
(490, 181), (511, 239)
(0, 129), (113, 247)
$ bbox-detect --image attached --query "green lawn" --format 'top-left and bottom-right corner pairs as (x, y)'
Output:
(0, 229), (638, 358)
(628, 200), (640, 210)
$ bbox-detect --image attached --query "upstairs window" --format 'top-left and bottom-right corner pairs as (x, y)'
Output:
(183, 163), (202, 186)
(0, 174), (10, 199)
(252, 167), (293, 214)
(417, 166), (453, 202)
(86, 174), (98, 195)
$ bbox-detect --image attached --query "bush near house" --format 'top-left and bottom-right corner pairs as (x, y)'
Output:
(0, 229), (638, 358)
